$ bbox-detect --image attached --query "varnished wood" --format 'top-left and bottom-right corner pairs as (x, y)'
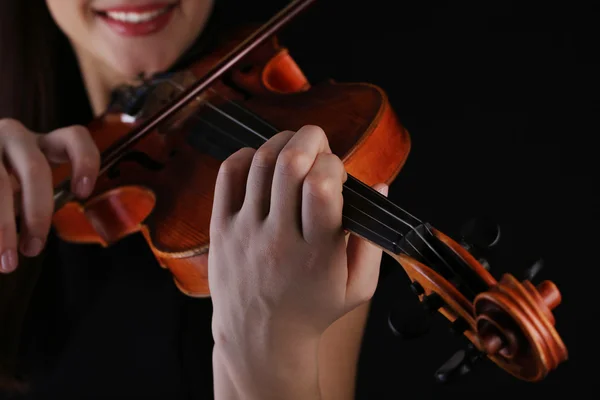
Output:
(382, 228), (568, 382)
(1, 3), (568, 388)
(52, 80), (409, 297)
(474, 274), (567, 381)
(49, 17), (568, 382)
(50, 25), (410, 298)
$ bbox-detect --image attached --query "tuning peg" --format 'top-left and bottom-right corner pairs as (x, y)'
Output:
(408, 281), (444, 313)
(449, 317), (469, 336)
(459, 217), (501, 250)
(459, 217), (499, 272)
(387, 310), (431, 340)
(523, 258), (544, 282)
(410, 281), (425, 296)
(386, 279), (434, 340)
(434, 343), (485, 384)
(421, 293), (444, 313)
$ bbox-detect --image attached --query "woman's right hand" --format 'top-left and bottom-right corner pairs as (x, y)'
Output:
(0, 119), (100, 274)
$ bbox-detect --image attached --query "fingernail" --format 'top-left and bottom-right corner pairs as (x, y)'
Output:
(378, 185), (389, 196)
(21, 237), (44, 257)
(1, 249), (18, 273)
(76, 176), (92, 197)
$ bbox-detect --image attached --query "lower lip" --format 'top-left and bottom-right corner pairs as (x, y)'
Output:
(97, 5), (176, 37)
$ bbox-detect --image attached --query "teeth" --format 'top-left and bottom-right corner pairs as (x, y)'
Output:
(105, 7), (169, 23)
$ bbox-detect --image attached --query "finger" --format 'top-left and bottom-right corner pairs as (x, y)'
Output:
(4, 139), (53, 257)
(0, 162), (18, 273)
(271, 125), (331, 228)
(345, 183), (388, 308)
(211, 147), (256, 231)
(301, 153), (347, 243)
(9, 174), (22, 216)
(242, 130), (294, 219)
(37, 125), (101, 198)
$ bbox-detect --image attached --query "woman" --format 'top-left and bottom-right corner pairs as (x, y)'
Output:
(0, 0), (389, 398)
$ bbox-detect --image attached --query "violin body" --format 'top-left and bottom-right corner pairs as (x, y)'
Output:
(0, 0), (568, 390)
(48, 21), (567, 382)
(50, 29), (411, 297)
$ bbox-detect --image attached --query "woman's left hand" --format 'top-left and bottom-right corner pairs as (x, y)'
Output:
(208, 125), (387, 399)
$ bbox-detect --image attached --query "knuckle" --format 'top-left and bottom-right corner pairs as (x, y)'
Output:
(210, 212), (237, 236)
(305, 173), (338, 200)
(85, 142), (102, 168)
(62, 125), (89, 139)
(54, 125), (94, 147)
(325, 153), (344, 169)
(70, 124), (89, 135)
(219, 148), (254, 176)
(277, 149), (312, 177)
(219, 158), (239, 176)
(81, 153), (100, 172)
(218, 159), (236, 176)
(252, 146), (278, 169)
(23, 156), (50, 178)
(26, 210), (52, 231)
(300, 124), (328, 144)
(209, 217), (227, 238)
(301, 124), (326, 139)
(0, 118), (24, 132)
(0, 118), (27, 140)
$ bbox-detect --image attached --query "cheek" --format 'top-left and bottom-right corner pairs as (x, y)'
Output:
(46, 0), (214, 79)
(45, 0), (92, 41)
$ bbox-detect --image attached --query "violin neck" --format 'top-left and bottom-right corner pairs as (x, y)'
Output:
(342, 175), (421, 255)
(183, 95), (423, 254)
(341, 175), (495, 300)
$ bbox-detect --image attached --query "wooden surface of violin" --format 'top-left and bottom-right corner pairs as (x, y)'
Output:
(42, 0), (567, 384)
(49, 26), (410, 297)
(393, 228), (567, 382)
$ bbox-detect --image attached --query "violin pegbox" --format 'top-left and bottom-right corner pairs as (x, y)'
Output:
(388, 220), (568, 383)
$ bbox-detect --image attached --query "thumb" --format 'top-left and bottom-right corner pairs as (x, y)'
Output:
(345, 182), (388, 309)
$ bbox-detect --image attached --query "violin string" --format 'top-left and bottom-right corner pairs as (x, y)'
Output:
(145, 72), (424, 233)
(154, 79), (471, 292)
(201, 87), (460, 276)
(186, 105), (430, 262)
(203, 89), (481, 295)
(344, 203), (431, 260)
(200, 88), (450, 263)
(206, 88), (281, 133)
(204, 86), (428, 229)
(204, 101), (270, 142)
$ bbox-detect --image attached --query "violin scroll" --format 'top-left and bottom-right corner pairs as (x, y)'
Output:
(389, 223), (568, 382)
(473, 274), (567, 381)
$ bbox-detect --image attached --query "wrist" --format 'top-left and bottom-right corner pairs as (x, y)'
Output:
(213, 331), (321, 400)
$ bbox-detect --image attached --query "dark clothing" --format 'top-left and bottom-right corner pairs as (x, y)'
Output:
(4, 3), (390, 399)
(21, 233), (214, 400)
(15, 5), (229, 399)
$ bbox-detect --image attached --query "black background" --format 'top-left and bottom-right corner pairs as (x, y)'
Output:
(251, 0), (596, 397)
(1, 1), (593, 399)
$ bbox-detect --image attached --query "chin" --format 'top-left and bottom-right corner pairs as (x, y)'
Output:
(110, 49), (180, 81)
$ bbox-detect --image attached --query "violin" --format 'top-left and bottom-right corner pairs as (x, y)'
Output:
(47, 0), (567, 384)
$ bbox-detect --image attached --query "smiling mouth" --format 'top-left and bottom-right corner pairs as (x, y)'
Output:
(93, 2), (179, 36)
(94, 3), (178, 24)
